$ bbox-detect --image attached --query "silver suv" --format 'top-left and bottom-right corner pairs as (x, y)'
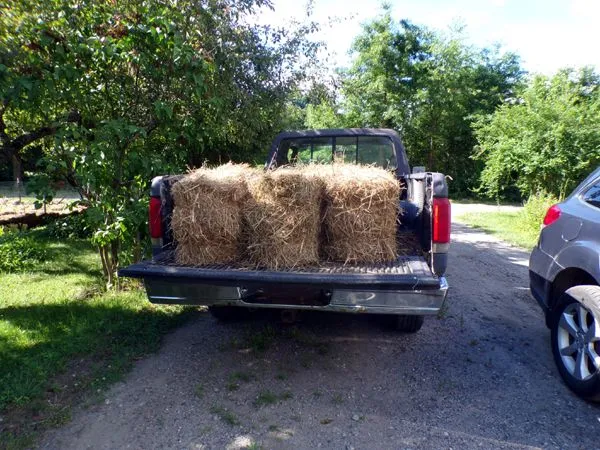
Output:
(530, 166), (600, 401)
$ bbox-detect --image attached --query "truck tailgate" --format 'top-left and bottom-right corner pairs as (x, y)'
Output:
(119, 253), (441, 290)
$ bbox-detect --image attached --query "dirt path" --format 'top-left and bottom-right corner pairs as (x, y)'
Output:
(40, 221), (599, 450)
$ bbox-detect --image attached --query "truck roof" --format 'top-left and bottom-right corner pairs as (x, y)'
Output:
(273, 128), (401, 139)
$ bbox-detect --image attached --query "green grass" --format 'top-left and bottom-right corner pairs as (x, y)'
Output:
(455, 211), (540, 249)
(0, 228), (195, 445)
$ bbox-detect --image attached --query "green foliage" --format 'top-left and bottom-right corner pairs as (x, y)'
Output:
(305, 101), (343, 129)
(0, 230), (47, 273)
(474, 68), (600, 198)
(1, 0), (322, 287)
(522, 192), (559, 232)
(44, 213), (91, 239)
(24, 173), (55, 210)
(340, 10), (523, 195)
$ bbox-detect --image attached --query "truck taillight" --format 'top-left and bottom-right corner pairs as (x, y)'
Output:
(543, 204), (561, 226)
(149, 196), (163, 238)
(432, 197), (451, 244)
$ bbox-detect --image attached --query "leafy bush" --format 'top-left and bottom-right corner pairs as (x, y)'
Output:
(45, 213), (91, 239)
(522, 192), (560, 232)
(0, 230), (48, 272)
(474, 69), (600, 199)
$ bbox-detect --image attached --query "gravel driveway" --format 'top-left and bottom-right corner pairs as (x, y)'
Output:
(40, 217), (600, 450)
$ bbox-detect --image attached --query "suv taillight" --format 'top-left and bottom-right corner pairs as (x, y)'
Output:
(433, 197), (451, 244)
(149, 197), (163, 238)
(543, 204), (561, 226)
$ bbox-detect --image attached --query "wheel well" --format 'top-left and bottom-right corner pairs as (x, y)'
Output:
(550, 268), (598, 311)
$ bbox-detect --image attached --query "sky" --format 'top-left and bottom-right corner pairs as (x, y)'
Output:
(254, 0), (600, 75)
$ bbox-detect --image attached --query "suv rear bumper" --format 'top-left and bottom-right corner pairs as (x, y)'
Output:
(142, 277), (449, 315)
(529, 245), (557, 314)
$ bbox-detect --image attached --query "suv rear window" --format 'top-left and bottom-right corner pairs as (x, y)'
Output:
(583, 181), (600, 208)
(275, 136), (396, 169)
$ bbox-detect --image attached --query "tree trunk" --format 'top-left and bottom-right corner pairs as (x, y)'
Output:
(98, 245), (117, 290)
(110, 240), (120, 290)
(11, 153), (23, 184)
(429, 136), (434, 170)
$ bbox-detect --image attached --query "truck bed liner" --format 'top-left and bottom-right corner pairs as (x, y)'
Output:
(118, 252), (440, 290)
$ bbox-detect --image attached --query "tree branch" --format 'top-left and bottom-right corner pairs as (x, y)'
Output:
(2, 109), (82, 152)
(11, 125), (58, 150)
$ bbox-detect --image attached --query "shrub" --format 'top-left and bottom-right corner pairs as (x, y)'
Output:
(0, 229), (48, 273)
(522, 192), (560, 231)
(45, 213), (91, 239)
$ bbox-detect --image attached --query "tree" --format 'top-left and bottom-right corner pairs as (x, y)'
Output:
(1, 0), (320, 287)
(474, 68), (600, 199)
(340, 11), (523, 195)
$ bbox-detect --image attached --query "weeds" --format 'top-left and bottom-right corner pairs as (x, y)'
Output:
(254, 390), (278, 408)
(331, 393), (344, 405)
(253, 390), (293, 408)
(210, 405), (240, 426)
(0, 230), (47, 273)
(245, 443), (263, 450)
(246, 326), (277, 352)
(230, 371), (253, 383)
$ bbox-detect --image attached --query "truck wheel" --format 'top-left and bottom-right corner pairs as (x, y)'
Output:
(208, 306), (245, 322)
(394, 315), (424, 333)
(551, 285), (600, 402)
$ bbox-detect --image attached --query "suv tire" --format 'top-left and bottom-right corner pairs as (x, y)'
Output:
(551, 285), (600, 401)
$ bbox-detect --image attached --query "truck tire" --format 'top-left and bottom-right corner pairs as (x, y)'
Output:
(394, 314), (424, 333)
(208, 306), (245, 322)
(551, 285), (600, 402)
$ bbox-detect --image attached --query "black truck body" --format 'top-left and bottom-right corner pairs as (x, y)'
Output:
(119, 129), (450, 330)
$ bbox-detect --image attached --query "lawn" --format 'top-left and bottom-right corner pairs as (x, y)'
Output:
(0, 228), (196, 448)
(455, 210), (541, 249)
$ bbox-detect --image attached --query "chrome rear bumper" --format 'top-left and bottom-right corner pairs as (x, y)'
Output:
(144, 277), (448, 315)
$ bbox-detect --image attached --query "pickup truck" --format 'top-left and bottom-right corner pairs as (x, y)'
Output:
(119, 128), (450, 332)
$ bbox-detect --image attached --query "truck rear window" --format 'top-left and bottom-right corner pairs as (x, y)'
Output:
(276, 136), (397, 169)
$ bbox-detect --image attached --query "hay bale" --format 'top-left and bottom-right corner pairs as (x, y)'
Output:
(312, 164), (401, 264)
(171, 163), (253, 265)
(243, 168), (324, 269)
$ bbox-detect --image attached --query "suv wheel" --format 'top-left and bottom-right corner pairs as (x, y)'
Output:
(551, 285), (600, 401)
